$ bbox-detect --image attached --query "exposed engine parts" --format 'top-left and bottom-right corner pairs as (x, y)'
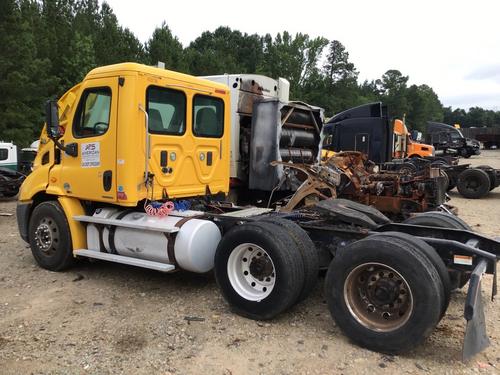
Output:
(277, 151), (448, 219)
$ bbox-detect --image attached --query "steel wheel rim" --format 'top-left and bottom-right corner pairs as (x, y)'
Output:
(227, 243), (276, 301)
(344, 262), (414, 332)
(34, 217), (59, 256)
(465, 178), (480, 191)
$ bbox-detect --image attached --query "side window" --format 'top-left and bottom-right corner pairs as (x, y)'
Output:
(73, 87), (111, 137)
(193, 95), (224, 138)
(147, 86), (186, 135)
(0, 148), (8, 161)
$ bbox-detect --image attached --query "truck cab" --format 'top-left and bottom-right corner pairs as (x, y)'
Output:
(0, 141), (18, 171)
(19, 62), (231, 208)
(393, 119), (434, 158)
(426, 121), (480, 158)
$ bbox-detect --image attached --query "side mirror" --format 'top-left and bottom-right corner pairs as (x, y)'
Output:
(45, 100), (60, 139)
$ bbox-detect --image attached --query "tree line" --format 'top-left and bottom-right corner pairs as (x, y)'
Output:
(1, 0), (499, 146)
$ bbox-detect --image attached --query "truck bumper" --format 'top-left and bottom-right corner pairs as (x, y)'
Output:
(16, 202), (31, 243)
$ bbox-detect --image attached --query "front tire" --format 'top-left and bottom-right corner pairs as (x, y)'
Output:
(28, 201), (74, 271)
(214, 222), (305, 320)
(324, 234), (443, 354)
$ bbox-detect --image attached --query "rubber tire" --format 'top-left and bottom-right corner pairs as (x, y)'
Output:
(457, 168), (491, 199)
(369, 232), (450, 319)
(324, 234), (443, 354)
(28, 201), (75, 271)
(476, 165), (497, 191)
(403, 212), (472, 289)
(403, 211), (472, 230)
(439, 169), (450, 191)
(258, 217), (319, 303)
(214, 222), (305, 320)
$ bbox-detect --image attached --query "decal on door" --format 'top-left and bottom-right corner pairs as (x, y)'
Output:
(81, 142), (100, 168)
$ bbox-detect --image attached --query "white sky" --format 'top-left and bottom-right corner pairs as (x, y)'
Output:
(103, 0), (500, 111)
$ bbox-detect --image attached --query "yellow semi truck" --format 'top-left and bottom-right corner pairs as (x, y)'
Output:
(16, 63), (500, 359)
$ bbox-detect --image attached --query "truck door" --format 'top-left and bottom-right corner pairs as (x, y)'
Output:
(59, 78), (118, 202)
(145, 84), (227, 198)
(355, 133), (370, 155)
(191, 94), (226, 194)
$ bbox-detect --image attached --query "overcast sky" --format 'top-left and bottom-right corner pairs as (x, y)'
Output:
(103, 0), (500, 111)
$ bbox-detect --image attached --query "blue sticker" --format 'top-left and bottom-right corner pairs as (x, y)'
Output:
(118, 185), (124, 192)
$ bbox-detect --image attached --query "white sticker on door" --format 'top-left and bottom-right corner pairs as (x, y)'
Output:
(81, 142), (100, 168)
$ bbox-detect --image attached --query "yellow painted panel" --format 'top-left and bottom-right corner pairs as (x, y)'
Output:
(57, 196), (87, 251)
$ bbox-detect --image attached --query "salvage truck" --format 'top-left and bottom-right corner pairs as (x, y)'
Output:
(17, 63), (500, 359)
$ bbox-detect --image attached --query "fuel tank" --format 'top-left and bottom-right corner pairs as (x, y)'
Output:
(86, 208), (221, 273)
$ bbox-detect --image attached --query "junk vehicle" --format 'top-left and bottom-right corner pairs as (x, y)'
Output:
(201, 76), (444, 218)
(277, 151), (449, 220)
(461, 127), (500, 150)
(323, 103), (500, 199)
(16, 63), (500, 360)
(0, 141), (38, 197)
(201, 73), (324, 204)
(426, 121), (481, 158)
(0, 167), (25, 198)
(0, 140), (39, 172)
(393, 119), (434, 159)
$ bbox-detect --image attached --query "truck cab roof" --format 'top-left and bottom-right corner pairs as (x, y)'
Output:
(85, 62), (229, 92)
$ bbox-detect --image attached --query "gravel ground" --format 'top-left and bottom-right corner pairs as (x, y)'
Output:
(0, 151), (499, 375)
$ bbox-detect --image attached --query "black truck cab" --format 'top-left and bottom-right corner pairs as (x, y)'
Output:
(426, 121), (481, 158)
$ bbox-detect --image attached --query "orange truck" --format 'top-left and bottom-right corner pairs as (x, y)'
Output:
(393, 119), (434, 158)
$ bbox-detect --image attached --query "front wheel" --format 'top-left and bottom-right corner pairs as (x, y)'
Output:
(28, 201), (74, 271)
(214, 222), (305, 320)
(324, 234), (443, 354)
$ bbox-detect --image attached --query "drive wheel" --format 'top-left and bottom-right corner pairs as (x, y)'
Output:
(476, 165), (497, 191)
(324, 235), (443, 354)
(214, 222), (305, 320)
(403, 211), (472, 289)
(28, 201), (74, 271)
(369, 232), (450, 319)
(457, 168), (490, 199)
(403, 211), (471, 230)
(259, 216), (319, 303)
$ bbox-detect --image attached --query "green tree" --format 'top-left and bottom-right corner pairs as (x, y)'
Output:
(185, 27), (263, 75)
(60, 31), (96, 88)
(259, 31), (328, 98)
(376, 70), (410, 119)
(94, 2), (144, 65)
(0, 0), (54, 146)
(145, 22), (185, 71)
(406, 84), (443, 131)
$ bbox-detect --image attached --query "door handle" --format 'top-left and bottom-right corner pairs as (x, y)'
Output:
(103, 170), (112, 191)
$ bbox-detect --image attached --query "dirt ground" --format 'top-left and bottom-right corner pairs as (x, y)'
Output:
(1, 151), (499, 375)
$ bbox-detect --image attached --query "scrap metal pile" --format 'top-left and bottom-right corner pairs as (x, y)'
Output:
(276, 151), (448, 219)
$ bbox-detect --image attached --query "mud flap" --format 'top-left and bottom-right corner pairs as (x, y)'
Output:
(463, 259), (490, 361)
